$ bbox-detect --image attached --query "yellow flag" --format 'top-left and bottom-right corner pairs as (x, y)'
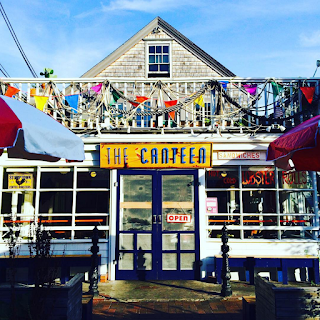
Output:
(194, 95), (205, 108)
(34, 96), (48, 111)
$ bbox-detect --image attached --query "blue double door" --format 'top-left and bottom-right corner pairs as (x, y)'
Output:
(116, 170), (199, 280)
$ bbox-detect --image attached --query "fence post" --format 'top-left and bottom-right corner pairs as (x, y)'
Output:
(221, 222), (232, 297)
(89, 226), (99, 297)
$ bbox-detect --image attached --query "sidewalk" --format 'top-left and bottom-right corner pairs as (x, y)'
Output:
(83, 280), (256, 319)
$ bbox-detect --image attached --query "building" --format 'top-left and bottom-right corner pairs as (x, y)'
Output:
(0, 17), (319, 282)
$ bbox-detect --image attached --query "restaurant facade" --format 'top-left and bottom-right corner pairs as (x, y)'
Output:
(0, 17), (319, 282)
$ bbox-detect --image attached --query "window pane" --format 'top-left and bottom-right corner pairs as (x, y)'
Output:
(149, 55), (155, 63)
(76, 191), (109, 213)
(163, 46), (169, 53)
(242, 190), (276, 213)
(41, 171), (73, 189)
(149, 65), (158, 72)
(77, 170), (109, 188)
(242, 167), (275, 188)
(279, 170), (312, 189)
(206, 168), (239, 188)
(149, 46), (155, 53)
(156, 55), (162, 63)
(156, 46), (161, 53)
(160, 65), (169, 72)
(206, 191), (240, 215)
(39, 191), (72, 213)
(74, 230), (107, 239)
(163, 55), (169, 63)
(181, 253), (195, 270)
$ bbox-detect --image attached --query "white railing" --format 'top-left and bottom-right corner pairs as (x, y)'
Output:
(1, 77), (320, 133)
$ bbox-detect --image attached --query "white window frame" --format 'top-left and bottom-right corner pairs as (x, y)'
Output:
(144, 40), (172, 79)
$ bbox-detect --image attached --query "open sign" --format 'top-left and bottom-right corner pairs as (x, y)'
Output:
(166, 214), (192, 223)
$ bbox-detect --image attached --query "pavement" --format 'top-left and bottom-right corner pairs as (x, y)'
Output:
(83, 280), (256, 319)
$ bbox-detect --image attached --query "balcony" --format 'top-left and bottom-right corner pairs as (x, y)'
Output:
(1, 77), (319, 134)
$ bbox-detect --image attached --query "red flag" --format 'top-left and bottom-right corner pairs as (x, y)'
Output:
(130, 101), (139, 107)
(300, 87), (316, 104)
(5, 86), (20, 97)
(164, 100), (177, 120)
(136, 96), (149, 103)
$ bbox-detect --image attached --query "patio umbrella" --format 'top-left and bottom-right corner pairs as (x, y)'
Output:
(0, 95), (85, 161)
(267, 115), (320, 171)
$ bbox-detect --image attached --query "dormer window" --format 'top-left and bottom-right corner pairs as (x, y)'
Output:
(148, 44), (170, 78)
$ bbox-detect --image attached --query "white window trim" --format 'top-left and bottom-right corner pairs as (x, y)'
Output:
(144, 40), (172, 79)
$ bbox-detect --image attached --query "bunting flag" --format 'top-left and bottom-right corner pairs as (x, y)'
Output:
(219, 81), (229, 90)
(243, 84), (257, 96)
(91, 83), (102, 94)
(34, 96), (49, 111)
(130, 101), (139, 107)
(110, 90), (121, 105)
(65, 94), (79, 113)
(194, 95), (205, 108)
(136, 96), (149, 103)
(271, 82), (284, 99)
(5, 86), (20, 97)
(300, 87), (315, 104)
(164, 100), (177, 120)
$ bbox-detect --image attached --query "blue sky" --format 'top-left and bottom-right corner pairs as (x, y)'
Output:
(1, 0), (320, 79)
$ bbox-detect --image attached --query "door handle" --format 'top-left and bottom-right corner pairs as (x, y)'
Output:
(153, 215), (157, 224)
(158, 215), (162, 224)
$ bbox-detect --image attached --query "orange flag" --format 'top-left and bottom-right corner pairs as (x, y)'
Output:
(5, 86), (20, 97)
(300, 87), (316, 104)
(136, 96), (149, 103)
(164, 100), (178, 120)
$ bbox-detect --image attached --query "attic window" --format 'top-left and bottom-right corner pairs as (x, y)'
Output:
(148, 44), (170, 78)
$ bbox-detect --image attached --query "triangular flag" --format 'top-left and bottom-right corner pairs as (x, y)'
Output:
(194, 95), (205, 108)
(5, 86), (20, 97)
(65, 94), (79, 113)
(300, 87), (315, 104)
(219, 81), (229, 90)
(136, 96), (149, 103)
(243, 84), (257, 96)
(112, 90), (121, 102)
(34, 96), (49, 111)
(130, 101), (139, 107)
(164, 100), (177, 120)
(271, 82), (284, 99)
(91, 83), (102, 94)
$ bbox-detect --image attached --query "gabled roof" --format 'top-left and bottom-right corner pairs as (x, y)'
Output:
(81, 16), (236, 78)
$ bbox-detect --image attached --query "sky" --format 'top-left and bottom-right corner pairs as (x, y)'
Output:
(1, 0), (320, 79)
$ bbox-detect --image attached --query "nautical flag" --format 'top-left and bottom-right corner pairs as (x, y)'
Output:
(243, 84), (257, 96)
(219, 81), (229, 90)
(194, 95), (205, 108)
(136, 96), (149, 103)
(300, 87), (315, 104)
(91, 83), (103, 94)
(271, 82), (284, 99)
(65, 94), (79, 113)
(34, 96), (49, 111)
(164, 100), (177, 120)
(5, 86), (20, 97)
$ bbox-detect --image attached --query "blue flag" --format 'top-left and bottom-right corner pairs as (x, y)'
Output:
(65, 94), (79, 113)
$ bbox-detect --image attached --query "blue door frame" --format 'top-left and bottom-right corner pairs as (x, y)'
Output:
(116, 169), (200, 280)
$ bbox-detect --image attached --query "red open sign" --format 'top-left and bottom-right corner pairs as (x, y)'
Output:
(167, 214), (191, 223)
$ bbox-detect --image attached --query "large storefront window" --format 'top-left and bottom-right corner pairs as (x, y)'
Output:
(206, 167), (318, 240)
(0, 167), (110, 240)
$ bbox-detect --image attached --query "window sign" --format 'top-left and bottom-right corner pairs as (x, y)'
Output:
(242, 167), (275, 188)
(206, 198), (218, 214)
(8, 173), (33, 189)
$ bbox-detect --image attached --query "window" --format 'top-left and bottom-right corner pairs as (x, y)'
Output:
(205, 167), (318, 240)
(0, 167), (110, 240)
(148, 44), (170, 78)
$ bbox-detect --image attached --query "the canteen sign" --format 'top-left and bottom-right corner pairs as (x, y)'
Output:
(100, 143), (212, 169)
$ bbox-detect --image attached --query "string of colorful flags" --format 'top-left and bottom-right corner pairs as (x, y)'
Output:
(1, 79), (319, 128)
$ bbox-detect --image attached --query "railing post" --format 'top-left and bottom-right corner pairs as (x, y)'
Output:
(89, 225), (99, 297)
(221, 222), (232, 297)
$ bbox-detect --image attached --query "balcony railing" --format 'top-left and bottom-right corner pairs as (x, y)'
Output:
(1, 77), (320, 133)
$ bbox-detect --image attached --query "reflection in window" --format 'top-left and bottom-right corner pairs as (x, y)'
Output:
(206, 168), (239, 188)
(40, 171), (73, 188)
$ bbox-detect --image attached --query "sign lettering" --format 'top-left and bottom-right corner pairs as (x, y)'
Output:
(8, 174), (33, 189)
(100, 143), (212, 169)
(166, 214), (192, 223)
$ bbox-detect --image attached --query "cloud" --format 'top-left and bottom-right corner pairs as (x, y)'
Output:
(300, 31), (320, 47)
